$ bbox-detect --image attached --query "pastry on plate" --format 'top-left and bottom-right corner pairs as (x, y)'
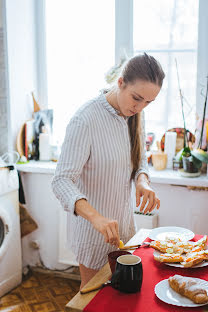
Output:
(154, 253), (184, 263)
(181, 250), (208, 268)
(150, 240), (184, 254)
(168, 274), (208, 304)
(181, 236), (208, 253)
(193, 235), (207, 249)
(151, 235), (208, 267)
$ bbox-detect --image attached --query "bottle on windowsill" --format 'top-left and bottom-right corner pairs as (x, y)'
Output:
(39, 126), (51, 161)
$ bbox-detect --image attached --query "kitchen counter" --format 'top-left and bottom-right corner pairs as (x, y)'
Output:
(16, 160), (208, 187)
(17, 161), (208, 271)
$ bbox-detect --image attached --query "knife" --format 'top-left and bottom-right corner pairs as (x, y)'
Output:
(80, 280), (112, 294)
(119, 241), (150, 250)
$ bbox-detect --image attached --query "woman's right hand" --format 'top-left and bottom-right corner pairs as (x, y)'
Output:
(75, 199), (120, 247)
(90, 215), (120, 248)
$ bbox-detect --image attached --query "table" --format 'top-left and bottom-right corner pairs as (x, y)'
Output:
(66, 228), (151, 311)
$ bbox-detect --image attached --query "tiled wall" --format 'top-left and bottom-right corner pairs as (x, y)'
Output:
(0, 1), (10, 156)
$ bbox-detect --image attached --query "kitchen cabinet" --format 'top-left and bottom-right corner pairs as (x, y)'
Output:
(17, 162), (208, 269)
(151, 183), (208, 234)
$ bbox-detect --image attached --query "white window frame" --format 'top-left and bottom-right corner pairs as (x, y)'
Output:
(115, 0), (133, 63)
(35, 0), (208, 117)
(196, 0), (208, 117)
(35, 0), (48, 110)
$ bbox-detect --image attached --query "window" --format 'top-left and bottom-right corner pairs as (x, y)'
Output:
(45, 0), (115, 143)
(133, 0), (198, 141)
(42, 0), (203, 145)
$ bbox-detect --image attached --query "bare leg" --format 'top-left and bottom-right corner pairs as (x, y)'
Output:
(79, 263), (99, 290)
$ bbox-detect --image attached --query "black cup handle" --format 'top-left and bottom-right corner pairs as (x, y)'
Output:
(111, 270), (121, 290)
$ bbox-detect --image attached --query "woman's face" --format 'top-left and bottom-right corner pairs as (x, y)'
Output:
(116, 78), (161, 117)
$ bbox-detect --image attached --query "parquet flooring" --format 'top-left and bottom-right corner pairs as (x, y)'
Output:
(0, 270), (80, 312)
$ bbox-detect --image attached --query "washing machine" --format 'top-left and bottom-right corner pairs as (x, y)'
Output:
(0, 166), (22, 297)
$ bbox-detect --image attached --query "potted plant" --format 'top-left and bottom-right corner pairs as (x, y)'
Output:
(181, 147), (202, 173)
(175, 61), (208, 174)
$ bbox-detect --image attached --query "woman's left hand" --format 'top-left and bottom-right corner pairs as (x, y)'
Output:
(136, 174), (160, 214)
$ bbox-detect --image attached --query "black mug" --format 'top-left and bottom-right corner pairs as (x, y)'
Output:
(111, 254), (143, 293)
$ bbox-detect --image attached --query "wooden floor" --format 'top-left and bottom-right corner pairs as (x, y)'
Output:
(0, 270), (80, 312)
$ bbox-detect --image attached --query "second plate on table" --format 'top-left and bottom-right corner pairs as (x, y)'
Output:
(155, 278), (208, 307)
(149, 226), (194, 242)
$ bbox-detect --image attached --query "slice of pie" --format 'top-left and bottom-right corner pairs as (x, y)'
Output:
(150, 240), (184, 254)
(181, 250), (208, 268)
(154, 253), (184, 263)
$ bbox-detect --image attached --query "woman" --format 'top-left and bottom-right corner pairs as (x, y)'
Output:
(52, 53), (165, 288)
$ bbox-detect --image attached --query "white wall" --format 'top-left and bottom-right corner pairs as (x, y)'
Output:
(20, 171), (69, 270)
(0, 0), (11, 155)
(5, 0), (38, 149)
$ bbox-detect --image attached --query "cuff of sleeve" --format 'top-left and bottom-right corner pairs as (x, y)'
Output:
(134, 169), (150, 185)
(63, 194), (88, 214)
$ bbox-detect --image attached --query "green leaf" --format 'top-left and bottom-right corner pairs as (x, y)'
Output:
(191, 149), (208, 164)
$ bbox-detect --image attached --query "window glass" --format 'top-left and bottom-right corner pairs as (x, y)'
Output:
(45, 0), (115, 142)
(133, 0), (198, 141)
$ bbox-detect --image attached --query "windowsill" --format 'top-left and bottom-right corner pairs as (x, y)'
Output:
(16, 160), (56, 174)
(16, 160), (208, 187)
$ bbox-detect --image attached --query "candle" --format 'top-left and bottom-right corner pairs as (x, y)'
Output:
(39, 132), (51, 161)
(164, 132), (177, 169)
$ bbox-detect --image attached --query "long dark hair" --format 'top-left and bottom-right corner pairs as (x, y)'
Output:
(122, 53), (165, 180)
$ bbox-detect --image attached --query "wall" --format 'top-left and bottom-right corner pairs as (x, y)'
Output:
(0, 0), (10, 155)
(20, 171), (71, 270)
(4, 0), (38, 150)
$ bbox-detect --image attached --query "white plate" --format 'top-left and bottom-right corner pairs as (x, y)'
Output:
(155, 278), (208, 307)
(153, 250), (208, 268)
(149, 226), (194, 241)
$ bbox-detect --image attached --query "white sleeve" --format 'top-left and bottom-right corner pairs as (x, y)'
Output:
(134, 111), (150, 184)
(52, 116), (90, 214)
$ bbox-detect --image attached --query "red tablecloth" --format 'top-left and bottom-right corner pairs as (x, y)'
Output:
(84, 235), (208, 312)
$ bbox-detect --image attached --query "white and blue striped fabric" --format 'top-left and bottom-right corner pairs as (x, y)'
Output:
(52, 93), (149, 269)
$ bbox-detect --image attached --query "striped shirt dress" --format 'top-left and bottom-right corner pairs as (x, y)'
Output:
(52, 93), (149, 270)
